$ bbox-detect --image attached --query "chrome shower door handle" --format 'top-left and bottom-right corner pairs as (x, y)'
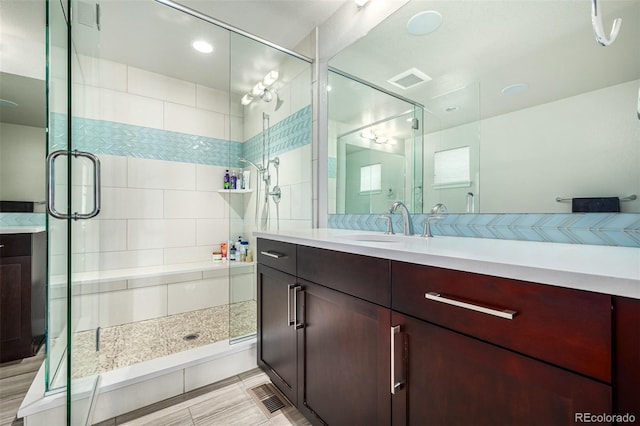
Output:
(46, 150), (102, 220)
(46, 150), (70, 220)
(72, 150), (101, 220)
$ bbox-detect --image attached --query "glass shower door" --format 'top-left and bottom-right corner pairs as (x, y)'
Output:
(46, 0), (102, 424)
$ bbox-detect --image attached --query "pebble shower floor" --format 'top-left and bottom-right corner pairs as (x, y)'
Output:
(68, 301), (256, 378)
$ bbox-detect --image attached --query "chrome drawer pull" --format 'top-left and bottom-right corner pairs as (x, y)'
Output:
(260, 250), (286, 259)
(425, 292), (517, 320)
(391, 325), (402, 394)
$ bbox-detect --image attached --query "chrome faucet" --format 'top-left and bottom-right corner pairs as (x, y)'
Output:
(430, 203), (449, 214)
(389, 201), (413, 236)
(422, 216), (444, 238)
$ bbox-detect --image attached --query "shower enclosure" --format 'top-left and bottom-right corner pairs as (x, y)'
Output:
(45, 0), (312, 423)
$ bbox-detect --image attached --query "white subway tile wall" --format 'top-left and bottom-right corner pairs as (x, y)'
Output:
(46, 54), (311, 330)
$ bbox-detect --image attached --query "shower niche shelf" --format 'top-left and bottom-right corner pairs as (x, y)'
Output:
(217, 189), (254, 194)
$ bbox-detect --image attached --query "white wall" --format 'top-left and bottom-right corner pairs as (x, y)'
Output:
(480, 79), (640, 213)
(422, 79), (640, 213)
(0, 123), (46, 206)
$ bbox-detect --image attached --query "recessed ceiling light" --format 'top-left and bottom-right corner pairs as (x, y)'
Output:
(501, 83), (529, 95)
(192, 40), (213, 53)
(407, 11), (442, 36)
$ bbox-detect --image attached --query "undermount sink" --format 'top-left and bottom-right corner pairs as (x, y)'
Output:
(339, 233), (414, 243)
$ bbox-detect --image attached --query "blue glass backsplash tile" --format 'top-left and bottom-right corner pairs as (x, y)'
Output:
(328, 157), (337, 179)
(328, 213), (640, 247)
(0, 213), (45, 227)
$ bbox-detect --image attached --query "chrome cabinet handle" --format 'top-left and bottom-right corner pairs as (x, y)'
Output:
(287, 284), (302, 327)
(391, 325), (404, 394)
(46, 150), (101, 220)
(287, 284), (295, 326)
(425, 292), (517, 320)
(261, 250), (286, 259)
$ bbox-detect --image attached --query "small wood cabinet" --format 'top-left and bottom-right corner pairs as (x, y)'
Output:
(257, 239), (391, 426)
(0, 232), (46, 363)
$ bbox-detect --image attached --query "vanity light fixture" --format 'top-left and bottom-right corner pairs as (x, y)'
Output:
(361, 131), (393, 145)
(240, 94), (253, 106)
(192, 40), (213, 53)
(240, 70), (280, 106)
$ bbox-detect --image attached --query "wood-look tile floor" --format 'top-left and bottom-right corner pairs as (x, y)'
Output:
(97, 368), (311, 426)
(0, 349), (44, 426)
(1, 350), (305, 426)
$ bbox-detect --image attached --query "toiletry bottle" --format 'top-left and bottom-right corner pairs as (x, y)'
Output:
(241, 241), (249, 261)
(230, 170), (237, 189)
(224, 170), (230, 189)
(229, 241), (236, 261)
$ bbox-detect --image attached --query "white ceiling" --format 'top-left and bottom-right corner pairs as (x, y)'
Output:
(329, 0), (640, 135)
(0, 0), (347, 128)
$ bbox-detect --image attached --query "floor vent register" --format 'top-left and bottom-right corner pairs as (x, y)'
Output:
(248, 383), (290, 418)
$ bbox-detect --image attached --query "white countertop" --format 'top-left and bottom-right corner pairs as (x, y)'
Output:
(254, 228), (640, 300)
(0, 226), (46, 234)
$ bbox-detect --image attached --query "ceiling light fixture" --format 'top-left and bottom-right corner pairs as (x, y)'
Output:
(192, 40), (213, 53)
(361, 131), (393, 145)
(240, 70), (280, 106)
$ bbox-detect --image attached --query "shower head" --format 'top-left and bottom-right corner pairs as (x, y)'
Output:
(238, 157), (265, 172)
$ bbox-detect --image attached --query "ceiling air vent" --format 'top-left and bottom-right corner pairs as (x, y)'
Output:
(387, 68), (432, 90)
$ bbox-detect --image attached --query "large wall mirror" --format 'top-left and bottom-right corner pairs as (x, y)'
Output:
(328, 0), (640, 214)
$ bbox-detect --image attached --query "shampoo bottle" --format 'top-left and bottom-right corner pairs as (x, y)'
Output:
(224, 170), (230, 189)
(230, 170), (237, 189)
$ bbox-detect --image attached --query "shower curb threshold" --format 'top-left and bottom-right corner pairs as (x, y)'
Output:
(17, 338), (257, 422)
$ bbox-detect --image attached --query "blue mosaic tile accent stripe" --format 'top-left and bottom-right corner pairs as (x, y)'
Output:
(328, 213), (640, 247)
(243, 106), (312, 165)
(52, 106), (311, 169)
(52, 113), (245, 168)
(328, 157), (337, 179)
(0, 213), (45, 227)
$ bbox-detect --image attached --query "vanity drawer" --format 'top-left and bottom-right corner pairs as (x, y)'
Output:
(297, 245), (390, 307)
(391, 261), (612, 382)
(257, 239), (297, 275)
(0, 234), (32, 258)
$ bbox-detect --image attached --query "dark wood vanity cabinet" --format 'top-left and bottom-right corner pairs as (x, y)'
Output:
(613, 296), (640, 419)
(391, 261), (613, 426)
(0, 232), (46, 363)
(258, 238), (636, 426)
(257, 239), (391, 426)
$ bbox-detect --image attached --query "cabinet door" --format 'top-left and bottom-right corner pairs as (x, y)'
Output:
(257, 264), (299, 405)
(614, 296), (640, 418)
(0, 256), (32, 362)
(391, 312), (612, 426)
(300, 280), (390, 426)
